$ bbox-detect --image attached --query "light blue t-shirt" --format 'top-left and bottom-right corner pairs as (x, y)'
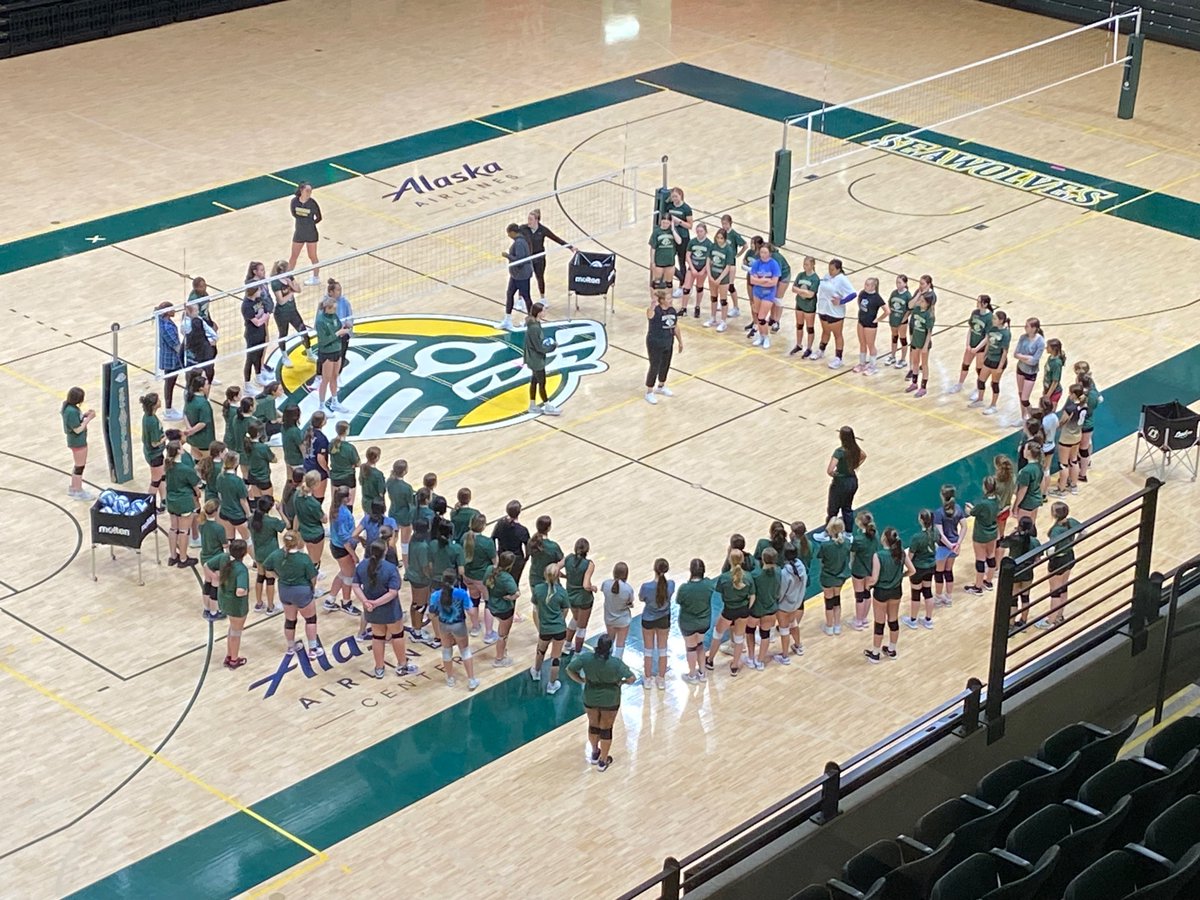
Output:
(638, 578), (676, 622)
(429, 587), (473, 625)
(329, 505), (355, 548)
(358, 514), (397, 547)
(748, 258), (781, 301)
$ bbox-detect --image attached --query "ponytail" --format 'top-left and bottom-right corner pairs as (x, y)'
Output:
(856, 511), (876, 541)
(595, 635), (613, 660)
(883, 526), (903, 564)
(729, 550), (745, 590)
(611, 562), (628, 594)
(330, 420), (350, 457)
(250, 495), (271, 533)
(465, 512), (486, 560)
(438, 569), (456, 614)
(653, 558), (669, 609)
(941, 485), (957, 517)
(221, 539), (247, 592)
(366, 540), (385, 590)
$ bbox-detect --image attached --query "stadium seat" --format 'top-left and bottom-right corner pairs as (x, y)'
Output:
(976, 753), (1079, 829)
(1005, 796), (1132, 899)
(792, 885), (832, 900)
(841, 839), (905, 893)
(1078, 750), (1199, 848)
(930, 846), (1058, 900)
(1135, 795), (1200, 864)
(1144, 715), (1200, 771)
(1038, 715), (1138, 797)
(914, 791), (1018, 870)
(1063, 843), (1200, 900)
(829, 835), (955, 900)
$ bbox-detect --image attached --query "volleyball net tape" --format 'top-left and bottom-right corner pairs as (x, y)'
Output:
(121, 161), (666, 380)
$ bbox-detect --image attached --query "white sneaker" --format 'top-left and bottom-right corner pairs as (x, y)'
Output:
(304, 275), (321, 286)
(903, 616), (918, 629)
(467, 678), (480, 691)
(833, 624), (842, 635)
(865, 364), (878, 375)
(671, 287), (683, 299)
(715, 321), (727, 333)
(445, 676), (456, 688)
(330, 400), (351, 414)
(492, 655), (513, 667)
(761, 336), (771, 350)
(968, 389), (981, 402)
(968, 399), (985, 409)
(243, 382), (261, 397)
(702, 318), (716, 328)
(893, 357), (907, 369)
(71, 488), (98, 502)
(499, 315), (512, 330)
(189, 535), (201, 548)
(653, 385), (674, 397)
(540, 404), (561, 417)
(645, 392), (657, 405)
(1004, 418), (1025, 428)
(211, 377), (222, 386)
(751, 335), (763, 347)
(162, 409), (183, 421)
(827, 357), (843, 370)
(729, 307), (741, 318)
(529, 665), (541, 682)
(257, 372), (274, 386)
(529, 402), (541, 413)
(921, 618), (935, 629)
(947, 383), (962, 394)
(982, 406), (998, 416)
(546, 679), (562, 695)
(483, 631), (500, 645)
(279, 355), (294, 369)
(655, 676), (665, 690)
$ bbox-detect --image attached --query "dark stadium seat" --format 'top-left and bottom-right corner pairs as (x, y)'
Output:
(1134, 795), (1200, 864)
(829, 835), (955, 900)
(792, 885), (832, 900)
(1144, 716), (1200, 772)
(914, 791), (1018, 870)
(1038, 715), (1138, 797)
(976, 753), (1079, 829)
(1005, 796), (1131, 899)
(841, 839), (905, 893)
(1063, 843), (1200, 900)
(930, 846), (1058, 900)
(1078, 750), (1199, 848)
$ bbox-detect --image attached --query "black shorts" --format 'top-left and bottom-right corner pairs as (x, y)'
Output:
(332, 474), (357, 489)
(148, 454), (164, 468)
(246, 477), (272, 491)
(1017, 369), (1038, 382)
(910, 567), (935, 585)
(330, 544), (351, 560)
(489, 608), (515, 621)
(858, 320), (878, 330)
(219, 513), (246, 526)
(681, 624), (710, 637)
(874, 585), (903, 602)
(304, 535), (325, 546)
(819, 313), (842, 325)
(1048, 556), (1074, 575)
(539, 631), (568, 643)
(317, 351), (341, 368)
(585, 704), (621, 713)
(642, 618), (671, 631)
(722, 606), (750, 621)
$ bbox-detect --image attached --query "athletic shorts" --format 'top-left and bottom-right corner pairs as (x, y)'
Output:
(278, 583), (314, 607)
(488, 607), (515, 621)
(331, 474), (356, 489)
(935, 545), (958, 563)
(247, 477), (272, 491)
(680, 623), (711, 637)
(1048, 556), (1075, 575)
(858, 319), (878, 330)
(148, 454), (164, 468)
(997, 509), (1011, 527)
(642, 617), (671, 631)
(1046, 389), (1063, 407)
(303, 534), (325, 546)
(219, 513), (246, 526)
(539, 630), (568, 643)
(330, 543), (351, 560)
(1017, 369), (1038, 382)
(442, 620), (469, 639)
(874, 585), (903, 602)
(818, 313), (842, 325)
(910, 567), (935, 585)
(317, 351), (341, 368)
(585, 704), (621, 713)
(722, 606), (750, 621)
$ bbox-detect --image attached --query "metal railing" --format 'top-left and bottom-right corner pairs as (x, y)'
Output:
(1152, 555), (1200, 724)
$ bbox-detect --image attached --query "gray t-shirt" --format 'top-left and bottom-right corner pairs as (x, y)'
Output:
(1015, 333), (1045, 375)
(601, 578), (635, 627)
(507, 235), (533, 280)
(638, 578), (676, 622)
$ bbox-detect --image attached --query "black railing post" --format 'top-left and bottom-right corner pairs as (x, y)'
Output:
(956, 677), (983, 737)
(660, 857), (681, 900)
(812, 761), (841, 824)
(986, 556), (1015, 743)
(1130, 478), (1163, 654)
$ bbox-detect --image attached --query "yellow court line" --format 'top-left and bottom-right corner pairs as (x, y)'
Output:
(1125, 151), (1161, 168)
(245, 855), (329, 900)
(471, 118), (516, 135)
(211, 201), (237, 213)
(0, 660), (327, 862)
(1120, 693), (1200, 756)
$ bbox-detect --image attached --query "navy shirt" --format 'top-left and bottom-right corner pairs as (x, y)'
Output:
(303, 428), (329, 477)
(857, 291), (885, 327)
(647, 304), (678, 348)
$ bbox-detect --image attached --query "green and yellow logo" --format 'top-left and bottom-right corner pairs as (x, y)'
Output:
(266, 315), (608, 438)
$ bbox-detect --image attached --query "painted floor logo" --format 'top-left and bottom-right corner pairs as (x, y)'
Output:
(264, 314), (608, 438)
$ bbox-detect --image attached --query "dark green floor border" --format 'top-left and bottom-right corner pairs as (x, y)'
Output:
(3, 64), (1200, 280)
(55, 65), (1200, 897)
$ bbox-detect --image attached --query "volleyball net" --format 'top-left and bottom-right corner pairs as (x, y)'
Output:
(121, 161), (665, 380)
(769, 8), (1144, 237)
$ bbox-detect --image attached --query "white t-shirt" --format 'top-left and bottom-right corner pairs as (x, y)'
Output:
(1041, 412), (1060, 455)
(816, 272), (856, 319)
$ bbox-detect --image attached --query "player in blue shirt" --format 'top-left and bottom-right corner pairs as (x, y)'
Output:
(748, 243), (781, 350)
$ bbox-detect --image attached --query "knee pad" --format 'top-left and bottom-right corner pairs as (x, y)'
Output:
(807, 327), (815, 336)
(744, 626), (756, 636)
(888, 620), (899, 633)
(1079, 448), (1090, 459)
(976, 380), (986, 391)
(257, 574), (267, 585)
(944, 573), (954, 584)
(921, 587), (933, 600)
(899, 337), (908, 347)
(550, 656), (561, 667)
(986, 558), (996, 570)
(372, 633), (386, 642)
(932, 571), (943, 584)
(283, 618), (296, 630)
(150, 479), (162, 488)
(910, 590), (922, 603)
(759, 628), (771, 640)
(265, 577), (275, 586)
(961, 364), (970, 373)
(304, 613), (318, 625)
(589, 725), (602, 735)
(643, 652), (655, 662)
(858, 590), (870, 603)
(757, 318), (767, 326)
(1051, 587), (1067, 599)
(874, 622), (886, 636)
(975, 560), (986, 573)
(441, 648), (453, 662)
(461, 648), (472, 660)
(732, 633), (745, 645)
(719, 298), (728, 308)
(598, 728), (613, 740)
(824, 597), (839, 611)
(74, 465), (85, 476)
(1020, 399), (1031, 409)
(1069, 457), (1079, 467)
(654, 647), (668, 659)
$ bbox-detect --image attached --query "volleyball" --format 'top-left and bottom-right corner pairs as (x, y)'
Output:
(542, 337), (557, 352)
(99, 489), (119, 509)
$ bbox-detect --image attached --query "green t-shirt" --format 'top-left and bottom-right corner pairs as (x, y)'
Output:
(386, 477), (415, 525)
(450, 506), (478, 542)
(229, 413), (254, 462)
(770, 250), (791, 282)
(432, 540), (465, 579)
(222, 403), (237, 447)
(665, 201), (692, 233)
(281, 424), (305, 467)
(972, 497), (1000, 543)
(62, 405), (87, 448)
(315, 310), (342, 354)
(405, 540), (433, 587)
(649, 226), (677, 267)
(968, 309), (993, 348)
(486, 570), (518, 616)
(909, 529), (938, 569)
(1016, 463), (1042, 511)
(294, 494), (325, 542)
(209, 555), (250, 611)
(528, 538), (563, 589)
(360, 466), (386, 514)
(983, 326), (1011, 367)
(141, 413), (164, 462)
(328, 440), (359, 482)
(567, 652), (634, 708)
(750, 566), (780, 617)
(165, 462), (200, 515)
(249, 514), (285, 561)
(715, 571), (753, 611)
(463, 533), (496, 580)
(216, 471), (248, 521)
(887, 289), (912, 327)
(676, 578), (716, 633)
(851, 528), (881, 578)
(724, 228), (746, 256)
(874, 549), (906, 590)
(817, 539), (852, 587)
(832, 447), (855, 480)
(563, 553), (593, 608)
(199, 519), (227, 564)
(687, 237), (712, 270)
(254, 395), (279, 425)
(264, 548), (318, 587)
(184, 395), (215, 450)
(533, 582), (568, 633)
(793, 271), (820, 314)
(708, 242), (735, 278)
(246, 441), (275, 484)
(909, 308), (933, 350)
(1043, 355), (1064, 394)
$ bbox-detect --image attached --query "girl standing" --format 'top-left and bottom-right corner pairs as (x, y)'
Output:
(254, 382), (284, 437)
(359, 447), (385, 515)
(850, 511), (880, 630)
(951, 295), (993, 394)
(492, 500), (530, 586)
(1003, 516), (1040, 632)
(405, 519), (436, 646)
(705, 550), (755, 676)
(682, 222), (712, 315)
(328, 420), (359, 508)
(154, 302), (184, 417)
(183, 375), (215, 462)
(563, 538), (596, 656)
(1041, 502), (1082, 630)
(248, 496), (285, 612)
(216, 450), (250, 541)
(566, 635), (637, 772)
(749, 548), (780, 669)
(853, 277), (886, 374)
(523, 302), (561, 416)
(450, 487), (479, 542)
(648, 212), (681, 290)
(269, 259), (311, 365)
(904, 511), (938, 629)
(314, 294), (350, 415)
(244, 423), (275, 501)
(221, 387), (241, 448)
(865, 527), (913, 662)
(665, 187), (694, 293)
(1012, 441), (1045, 526)
(325, 486), (360, 620)
(826, 425), (866, 534)
(817, 519), (852, 635)
(288, 182), (323, 284)
(994, 454), (1016, 543)
(1012, 318), (1046, 426)
(484, 551), (520, 667)
(964, 476), (1000, 596)
(601, 562), (635, 664)
(703, 228), (734, 332)
(1053, 384), (1087, 496)
(355, 540), (419, 678)
(815, 258), (857, 367)
(1075, 363), (1102, 482)
(676, 559), (715, 681)
(429, 570), (479, 690)
(197, 499), (226, 618)
(885, 274), (912, 368)
(527, 515), (563, 629)
(241, 263), (273, 394)
(207, 539), (250, 669)
(1042, 338), (1065, 407)
(790, 256), (820, 358)
(974, 310), (1011, 416)
(719, 214), (747, 316)
(776, 545), (807, 661)
(904, 290), (933, 397)
(294, 470), (328, 567)
(301, 409), (329, 502)
(530, 564), (569, 694)
(164, 441), (201, 568)
(141, 392), (166, 509)
(933, 486), (966, 607)
(386, 459), (415, 561)
(639, 559), (674, 689)
(264, 530), (323, 660)
(645, 288), (683, 405)
(520, 209), (570, 304)
(463, 513), (498, 643)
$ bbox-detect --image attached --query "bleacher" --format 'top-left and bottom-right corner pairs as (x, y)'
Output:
(980, 0), (1200, 52)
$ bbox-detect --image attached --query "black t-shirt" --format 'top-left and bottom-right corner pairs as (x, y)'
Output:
(291, 197), (322, 241)
(647, 305), (678, 348)
(492, 518), (530, 560)
(857, 291), (885, 327)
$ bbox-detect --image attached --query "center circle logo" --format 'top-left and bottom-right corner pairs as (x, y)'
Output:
(263, 314), (609, 438)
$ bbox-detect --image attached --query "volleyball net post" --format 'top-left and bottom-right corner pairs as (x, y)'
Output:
(1118, 7), (1145, 120)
